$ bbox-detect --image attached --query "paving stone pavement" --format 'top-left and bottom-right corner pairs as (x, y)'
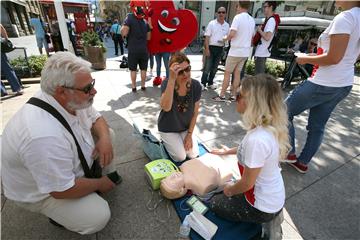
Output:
(1, 37), (359, 239)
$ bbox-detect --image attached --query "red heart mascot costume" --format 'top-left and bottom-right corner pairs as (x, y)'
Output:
(129, 0), (198, 86)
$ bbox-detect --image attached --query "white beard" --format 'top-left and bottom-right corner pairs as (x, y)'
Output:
(67, 98), (93, 111)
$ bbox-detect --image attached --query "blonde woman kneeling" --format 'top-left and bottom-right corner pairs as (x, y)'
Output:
(210, 74), (289, 223)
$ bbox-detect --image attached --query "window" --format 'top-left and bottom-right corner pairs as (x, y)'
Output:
(284, 5), (296, 11)
(306, 7), (317, 12)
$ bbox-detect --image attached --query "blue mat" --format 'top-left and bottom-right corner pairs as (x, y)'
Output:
(171, 143), (262, 240)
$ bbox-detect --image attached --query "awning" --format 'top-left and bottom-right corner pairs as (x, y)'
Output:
(39, 0), (89, 8)
(7, 0), (27, 7)
(255, 16), (331, 29)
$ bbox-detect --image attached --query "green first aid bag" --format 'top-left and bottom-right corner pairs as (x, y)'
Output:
(144, 159), (179, 190)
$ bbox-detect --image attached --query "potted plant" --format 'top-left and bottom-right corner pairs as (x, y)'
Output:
(81, 30), (106, 70)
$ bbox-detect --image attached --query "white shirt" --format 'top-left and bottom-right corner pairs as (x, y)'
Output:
(204, 19), (230, 47)
(228, 12), (255, 57)
(254, 17), (276, 57)
(1, 90), (101, 203)
(237, 127), (285, 213)
(309, 7), (360, 87)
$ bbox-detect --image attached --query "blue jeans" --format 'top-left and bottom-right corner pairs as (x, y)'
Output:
(155, 52), (170, 79)
(149, 54), (154, 69)
(1, 52), (22, 92)
(201, 46), (223, 86)
(286, 81), (352, 165)
(1, 81), (7, 95)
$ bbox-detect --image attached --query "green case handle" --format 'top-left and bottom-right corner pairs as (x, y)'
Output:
(170, 161), (179, 172)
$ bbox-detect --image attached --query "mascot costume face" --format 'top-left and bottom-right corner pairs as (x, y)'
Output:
(128, 0), (198, 86)
(129, 0), (150, 19)
(147, 0), (198, 54)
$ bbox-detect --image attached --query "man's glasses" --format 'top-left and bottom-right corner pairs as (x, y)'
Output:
(179, 66), (191, 75)
(218, 11), (226, 14)
(62, 79), (95, 94)
(310, 42), (317, 46)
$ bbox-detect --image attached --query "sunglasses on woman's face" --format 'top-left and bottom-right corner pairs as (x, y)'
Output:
(310, 42), (317, 46)
(62, 79), (96, 94)
(178, 65), (191, 76)
(218, 11), (226, 14)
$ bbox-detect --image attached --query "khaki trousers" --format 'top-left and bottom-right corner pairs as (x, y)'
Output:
(13, 129), (117, 234)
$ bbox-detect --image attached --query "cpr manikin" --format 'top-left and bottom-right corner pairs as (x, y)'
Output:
(160, 153), (235, 199)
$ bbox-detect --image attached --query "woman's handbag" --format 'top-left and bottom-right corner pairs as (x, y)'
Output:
(45, 33), (51, 44)
(133, 123), (169, 161)
(1, 38), (15, 53)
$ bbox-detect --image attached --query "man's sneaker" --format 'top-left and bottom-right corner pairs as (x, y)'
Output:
(208, 84), (217, 90)
(212, 95), (226, 102)
(201, 84), (207, 91)
(289, 161), (308, 174)
(281, 154), (297, 163)
(229, 96), (236, 102)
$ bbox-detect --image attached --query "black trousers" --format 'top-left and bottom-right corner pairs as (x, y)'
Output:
(201, 45), (223, 86)
(210, 193), (280, 224)
(113, 34), (124, 55)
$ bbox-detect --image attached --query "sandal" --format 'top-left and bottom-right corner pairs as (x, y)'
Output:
(132, 88), (137, 92)
(141, 86), (146, 91)
(212, 95), (226, 102)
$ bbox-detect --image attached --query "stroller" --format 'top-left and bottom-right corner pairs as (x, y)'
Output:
(281, 53), (313, 89)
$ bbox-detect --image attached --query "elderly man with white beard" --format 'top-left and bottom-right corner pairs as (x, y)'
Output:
(1, 52), (120, 234)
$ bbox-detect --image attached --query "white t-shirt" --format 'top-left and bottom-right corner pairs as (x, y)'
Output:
(228, 12), (255, 57)
(205, 19), (230, 47)
(254, 17), (276, 57)
(309, 7), (360, 87)
(237, 127), (285, 213)
(1, 91), (101, 203)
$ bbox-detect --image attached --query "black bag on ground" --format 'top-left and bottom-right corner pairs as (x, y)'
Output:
(1, 38), (15, 53)
(120, 56), (128, 68)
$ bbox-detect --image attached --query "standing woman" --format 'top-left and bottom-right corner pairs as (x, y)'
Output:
(0, 24), (23, 96)
(286, 1), (360, 173)
(210, 74), (289, 223)
(158, 52), (202, 162)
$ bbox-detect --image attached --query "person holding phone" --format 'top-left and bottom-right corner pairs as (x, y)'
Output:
(158, 52), (202, 162)
(286, 1), (360, 173)
(210, 74), (289, 223)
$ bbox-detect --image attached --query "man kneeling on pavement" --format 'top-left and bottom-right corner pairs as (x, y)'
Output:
(1, 52), (121, 234)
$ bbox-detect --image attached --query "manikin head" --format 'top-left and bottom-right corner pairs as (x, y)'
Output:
(160, 172), (187, 199)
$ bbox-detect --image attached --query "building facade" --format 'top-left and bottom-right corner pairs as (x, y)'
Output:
(1, 0), (45, 37)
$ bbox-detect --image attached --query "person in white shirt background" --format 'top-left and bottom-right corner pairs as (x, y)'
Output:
(285, 0), (360, 174)
(201, 6), (229, 91)
(213, 1), (255, 102)
(210, 74), (289, 224)
(2, 52), (119, 234)
(254, 1), (278, 74)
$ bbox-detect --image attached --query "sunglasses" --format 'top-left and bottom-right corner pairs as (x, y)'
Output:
(310, 42), (317, 46)
(179, 65), (191, 75)
(218, 11), (226, 14)
(236, 92), (244, 102)
(62, 79), (95, 94)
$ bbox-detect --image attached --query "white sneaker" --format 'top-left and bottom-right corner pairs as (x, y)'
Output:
(208, 85), (216, 90)
(201, 85), (207, 91)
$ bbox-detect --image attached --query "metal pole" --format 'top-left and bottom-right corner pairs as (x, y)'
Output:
(54, 0), (74, 54)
